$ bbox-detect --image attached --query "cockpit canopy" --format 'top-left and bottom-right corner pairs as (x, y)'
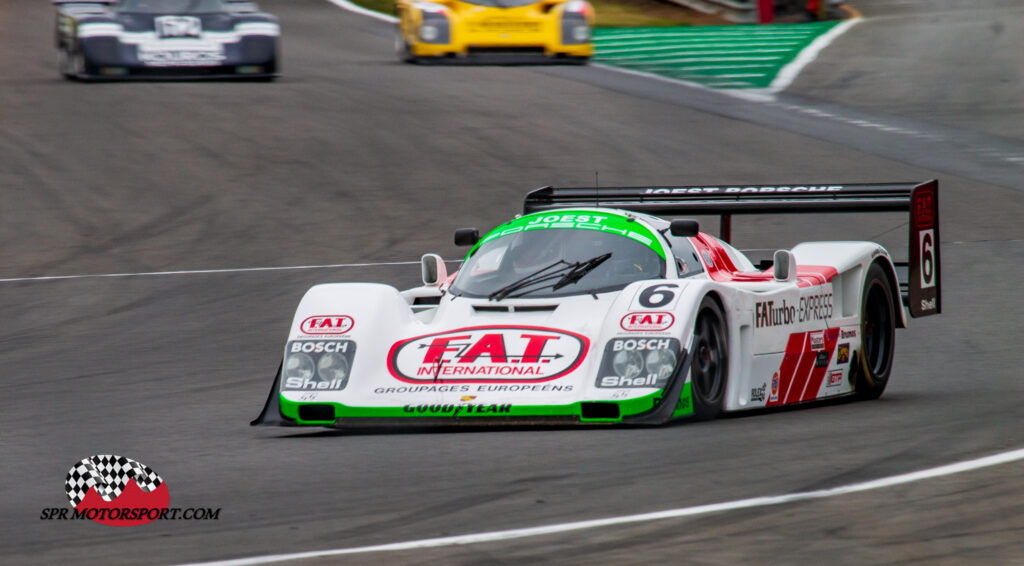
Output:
(450, 211), (669, 299)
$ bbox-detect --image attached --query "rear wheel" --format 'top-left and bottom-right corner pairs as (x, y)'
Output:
(690, 295), (728, 419)
(855, 263), (896, 399)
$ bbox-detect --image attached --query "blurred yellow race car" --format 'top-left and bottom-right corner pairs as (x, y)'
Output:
(395, 0), (593, 63)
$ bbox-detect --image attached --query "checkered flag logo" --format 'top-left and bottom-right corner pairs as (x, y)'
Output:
(65, 455), (163, 508)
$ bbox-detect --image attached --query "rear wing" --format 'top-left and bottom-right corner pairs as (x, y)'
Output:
(523, 181), (940, 317)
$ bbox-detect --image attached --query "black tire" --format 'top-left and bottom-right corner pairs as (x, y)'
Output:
(57, 46), (72, 79)
(854, 263), (896, 399)
(394, 30), (415, 63)
(69, 49), (89, 81)
(690, 295), (728, 419)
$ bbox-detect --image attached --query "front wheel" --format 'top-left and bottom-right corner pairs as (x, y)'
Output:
(854, 263), (896, 399)
(394, 30), (415, 63)
(57, 46), (78, 79)
(690, 295), (729, 420)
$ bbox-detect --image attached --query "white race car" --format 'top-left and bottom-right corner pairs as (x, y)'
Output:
(253, 181), (940, 428)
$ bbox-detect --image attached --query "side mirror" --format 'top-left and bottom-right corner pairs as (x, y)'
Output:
(669, 219), (699, 237)
(421, 253), (448, 287)
(454, 228), (479, 247)
(773, 250), (797, 282)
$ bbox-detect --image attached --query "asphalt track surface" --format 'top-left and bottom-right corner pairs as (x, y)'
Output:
(3, 0), (1024, 564)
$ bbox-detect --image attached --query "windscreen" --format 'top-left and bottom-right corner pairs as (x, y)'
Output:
(118, 0), (226, 13)
(456, 0), (542, 7)
(450, 228), (665, 299)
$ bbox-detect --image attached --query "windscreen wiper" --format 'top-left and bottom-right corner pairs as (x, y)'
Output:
(551, 252), (611, 291)
(488, 253), (612, 301)
(488, 260), (572, 302)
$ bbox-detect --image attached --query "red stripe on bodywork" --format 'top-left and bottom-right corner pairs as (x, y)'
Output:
(784, 334), (818, 405)
(799, 327), (840, 401)
(690, 234), (837, 288)
(767, 332), (805, 407)
(794, 266), (838, 287)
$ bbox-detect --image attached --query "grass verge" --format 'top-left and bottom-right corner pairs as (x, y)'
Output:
(344, 0), (729, 27)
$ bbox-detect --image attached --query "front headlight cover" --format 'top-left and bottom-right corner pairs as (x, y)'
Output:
(418, 8), (450, 44)
(284, 353), (315, 381)
(281, 340), (356, 392)
(596, 337), (681, 388)
(560, 8), (590, 46)
(317, 352), (350, 383)
(612, 350), (643, 379)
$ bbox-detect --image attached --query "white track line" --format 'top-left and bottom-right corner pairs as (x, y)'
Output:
(599, 48), (793, 57)
(176, 446), (1024, 566)
(768, 18), (860, 93)
(319, 0), (857, 97)
(0, 260), (466, 284)
(322, 0), (397, 23)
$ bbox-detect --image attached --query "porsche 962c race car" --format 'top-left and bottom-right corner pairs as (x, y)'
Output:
(54, 0), (279, 80)
(395, 0), (593, 63)
(253, 181), (941, 428)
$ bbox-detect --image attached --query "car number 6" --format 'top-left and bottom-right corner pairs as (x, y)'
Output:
(639, 284), (678, 308)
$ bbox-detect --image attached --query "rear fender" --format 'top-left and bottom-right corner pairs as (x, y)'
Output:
(791, 242), (907, 328)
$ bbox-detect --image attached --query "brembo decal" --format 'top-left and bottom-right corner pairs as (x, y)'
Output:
(388, 326), (589, 384)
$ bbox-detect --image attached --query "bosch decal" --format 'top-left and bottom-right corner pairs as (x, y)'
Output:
(282, 341), (355, 391)
(620, 311), (674, 332)
(300, 315), (355, 335)
(387, 326), (588, 383)
(596, 337), (680, 388)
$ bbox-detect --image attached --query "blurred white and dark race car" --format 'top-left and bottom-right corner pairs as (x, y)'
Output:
(54, 0), (279, 80)
(253, 181), (941, 428)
